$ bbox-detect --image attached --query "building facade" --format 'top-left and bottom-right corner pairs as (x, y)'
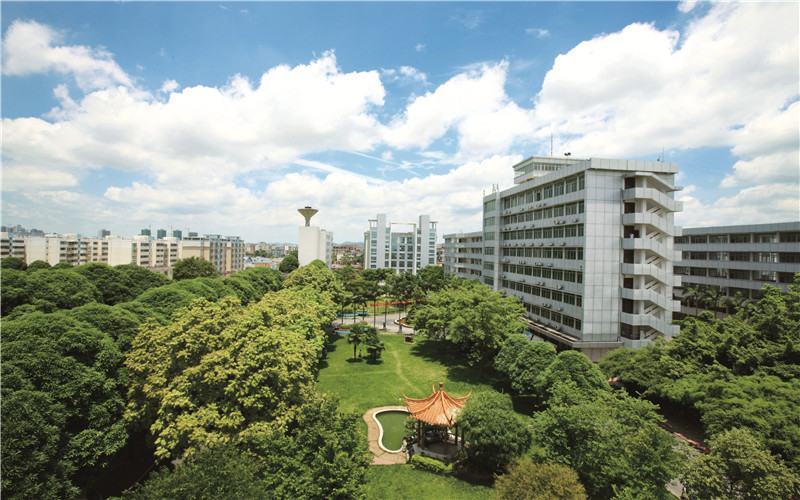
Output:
(480, 156), (683, 361)
(1, 233), (243, 276)
(443, 232), (484, 280)
(364, 214), (438, 274)
(674, 222), (800, 315)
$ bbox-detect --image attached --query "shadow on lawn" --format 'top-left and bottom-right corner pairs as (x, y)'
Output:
(408, 337), (541, 416)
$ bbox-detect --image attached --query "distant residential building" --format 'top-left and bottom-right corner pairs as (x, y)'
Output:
(443, 232), (483, 280)
(141, 228), (151, 236)
(333, 244), (363, 260)
(674, 222), (800, 315)
(180, 234), (245, 276)
(172, 229), (183, 240)
(298, 207), (333, 268)
(436, 243), (445, 266)
(156, 228), (167, 239)
(98, 229), (111, 238)
(188, 231), (198, 238)
(363, 213), (437, 274)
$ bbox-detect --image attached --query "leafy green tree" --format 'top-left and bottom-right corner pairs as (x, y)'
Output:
(284, 260), (344, 308)
(458, 391), (532, 473)
(538, 350), (609, 398)
(411, 280), (526, 365)
(1, 268), (30, 316)
(244, 393), (371, 499)
(495, 334), (557, 394)
(417, 265), (449, 294)
(52, 261), (74, 269)
(71, 262), (135, 305)
(682, 428), (798, 500)
(533, 384), (684, 499)
(114, 264), (171, 298)
(26, 260), (51, 272)
(700, 286), (722, 318)
(124, 444), (271, 499)
(126, 295), (320, 460)
(279, 252), (299, 273)
(681, 283), (701, 316)
(1, 256), (27, 270)
(26, 269), (101, 312)
(347, 321), (369, 359)
(229, 267), (283, 298)
(362, 323), (385, 362)
(132, 284), (198, 320)
(222, 275), (259, 305)
(172, 256), (218, 280)
(2, 311), (128, 497)
(67, 302), (143, 353)
(494, 459), (587, 500)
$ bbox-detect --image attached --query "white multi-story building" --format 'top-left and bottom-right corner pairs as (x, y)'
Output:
(674, 222), (800, 314)
(297, 207), (333, 268)
(364, 214), (438, 274)
(443, 232), (484, 280)
(479, 156), (683, 361)
(1, 233), (243, 276)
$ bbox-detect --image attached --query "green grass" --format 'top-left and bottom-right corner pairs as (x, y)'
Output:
(317, 334), (500, 416)
(364, 466), (493, 499)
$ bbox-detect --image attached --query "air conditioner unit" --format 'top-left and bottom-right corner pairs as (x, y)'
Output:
(555, 325), (561, 331)
(557, 307), (563, 312)
(519, 260), (525, 264)
(560, 242), (566, 246)
(549, 242), (554, 246)
(538, 242), (544, 246)
(557, 285), (564, 290)
(547, 263), (554, 267)
(573, 218), (579, 223)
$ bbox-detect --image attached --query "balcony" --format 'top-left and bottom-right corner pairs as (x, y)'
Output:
(621, 187), (682, 212)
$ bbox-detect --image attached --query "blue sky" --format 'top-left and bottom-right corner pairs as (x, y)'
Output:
(2, 1), (798, 243)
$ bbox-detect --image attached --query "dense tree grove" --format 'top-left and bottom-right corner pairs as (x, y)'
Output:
(0, 258), (372, 499)
(171, 256), (218, 280)
(494, 460), (587, 500)
(600, 279), (800, 480)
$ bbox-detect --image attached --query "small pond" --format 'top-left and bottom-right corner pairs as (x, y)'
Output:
(375, 410), (409, 452)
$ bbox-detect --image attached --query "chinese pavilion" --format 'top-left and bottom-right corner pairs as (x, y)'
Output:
(403, 382), (472, 457)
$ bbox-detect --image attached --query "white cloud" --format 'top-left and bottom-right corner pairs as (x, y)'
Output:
(533, 2), (799, 196)
(526, 28), (550, 38)
(160, 79), (179, 93)
(2, 20), (134, 91)
(415, 44), (426, 52)
(677, 183), (800, 228)
(384, 61), (535, 159)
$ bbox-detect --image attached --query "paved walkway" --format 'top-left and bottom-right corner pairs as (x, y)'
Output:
(363, 406), (410, 465)
(334, 312), (416, 335)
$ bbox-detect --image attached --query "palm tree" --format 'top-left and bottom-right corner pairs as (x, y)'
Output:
(699, 286), (721, 318)
(348, 321), (368, 359)
(682, 284), (701, 316)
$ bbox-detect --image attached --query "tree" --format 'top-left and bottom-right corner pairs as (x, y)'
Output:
(229, 267), (283, 298)
(417, 265), (449, 294)
(495, 334), (557, 394)
(494, 459), (587, 500)
(71, 262), (135, 305)
(700, 286), (722, 318)
(411, 280), (526, 365)
(362, 323), (385, 362)
(25, 269), (101, 312)
(1, 311), (128, 497)
(347, 321), (369, 359)
(681, 284), (701, 316)
(682, 428), (798, 500)
(538, 350), (610, 399)
(1, 268), (30, 316)
(533, 385), (684, 499)
(222, 276), (259, 305)
(172, 256), (218, 280)
(67, 302), (143, 353)
(1, 256), (27, 270)
(125, 444), (270, 499)
(458, 391), (532, 473)
(284, 261), (344, 308)
(26, 260), (51, 272)
(125, 295), (320, 460)
(279, 253), (299, 273)
(114, 264), (171, 298)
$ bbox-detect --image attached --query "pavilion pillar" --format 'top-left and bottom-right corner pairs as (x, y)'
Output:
(444, 426), (448, 456)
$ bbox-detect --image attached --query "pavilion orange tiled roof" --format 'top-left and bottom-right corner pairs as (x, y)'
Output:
(402, 382), (472, 426)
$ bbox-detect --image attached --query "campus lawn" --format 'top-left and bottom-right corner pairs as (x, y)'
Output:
(317, 333), (501, 416)
(364, 465), (493, 500)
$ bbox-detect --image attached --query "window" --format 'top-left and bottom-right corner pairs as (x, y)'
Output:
(709, 234), (728, 243)
(729, 269), (750, 280)
(690, 235), (708, 244)
(690, 268), (707, 276)
(730, 234), (750, 243)
(780, 232), (800, 243)
(484, 199), (496, 212)
(755, 233), (776, 243)
(484, 216), (495, 227)
(729, 252), (750, 262)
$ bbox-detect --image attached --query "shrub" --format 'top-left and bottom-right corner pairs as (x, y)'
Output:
(410, 455), (453, 475)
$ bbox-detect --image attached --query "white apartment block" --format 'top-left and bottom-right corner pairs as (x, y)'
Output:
(298, 226), (333, 268)
(443, 232), (484, 280)
(364, 214), (437, 274)
(480, 156), (682, 361)
(1, 233), (243, 276)
(674, 222), (800, 314)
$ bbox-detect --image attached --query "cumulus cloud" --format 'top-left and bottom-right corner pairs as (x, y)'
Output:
(384, 61), (535, 159)
(526, 28), (550, 38)
(678, 183), (800, 228)
(2, 19), (134, 91)
(415, 43), (426, 52)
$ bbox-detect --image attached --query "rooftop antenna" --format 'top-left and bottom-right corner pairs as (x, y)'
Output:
(298, 206), (318, 227)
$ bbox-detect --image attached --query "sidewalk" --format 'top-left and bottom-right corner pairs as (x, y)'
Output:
(333, 311), (416, 335)
(363, 406), (410, 465)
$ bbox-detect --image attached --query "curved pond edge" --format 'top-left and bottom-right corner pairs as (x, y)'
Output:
(373, 408), (410, 453)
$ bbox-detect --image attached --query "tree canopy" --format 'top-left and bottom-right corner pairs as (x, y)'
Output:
(494, 459), (587, 500)
(410, 280), (526, 365)
(172, 256), (218, 280)
(279, 252), (299, 273)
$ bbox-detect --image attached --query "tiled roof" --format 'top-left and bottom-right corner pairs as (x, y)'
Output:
(403, 382), (472, 426)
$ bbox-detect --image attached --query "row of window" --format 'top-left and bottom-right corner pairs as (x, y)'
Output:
(501, 200), (585, 225)
(502, 174), (586, 210)
(682, 252), (799, 263)
(502, 279), (583, 306)
(676, 232), (800, 244)
(502, 265), (584, 283)
(502, 224), (585, 241)
(675, 267), (795, 283)
(503, 247), (585, 260)
(525, 304), (582, 332)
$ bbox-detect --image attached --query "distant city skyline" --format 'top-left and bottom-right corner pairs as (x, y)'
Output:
(2, 2), (798, 243)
